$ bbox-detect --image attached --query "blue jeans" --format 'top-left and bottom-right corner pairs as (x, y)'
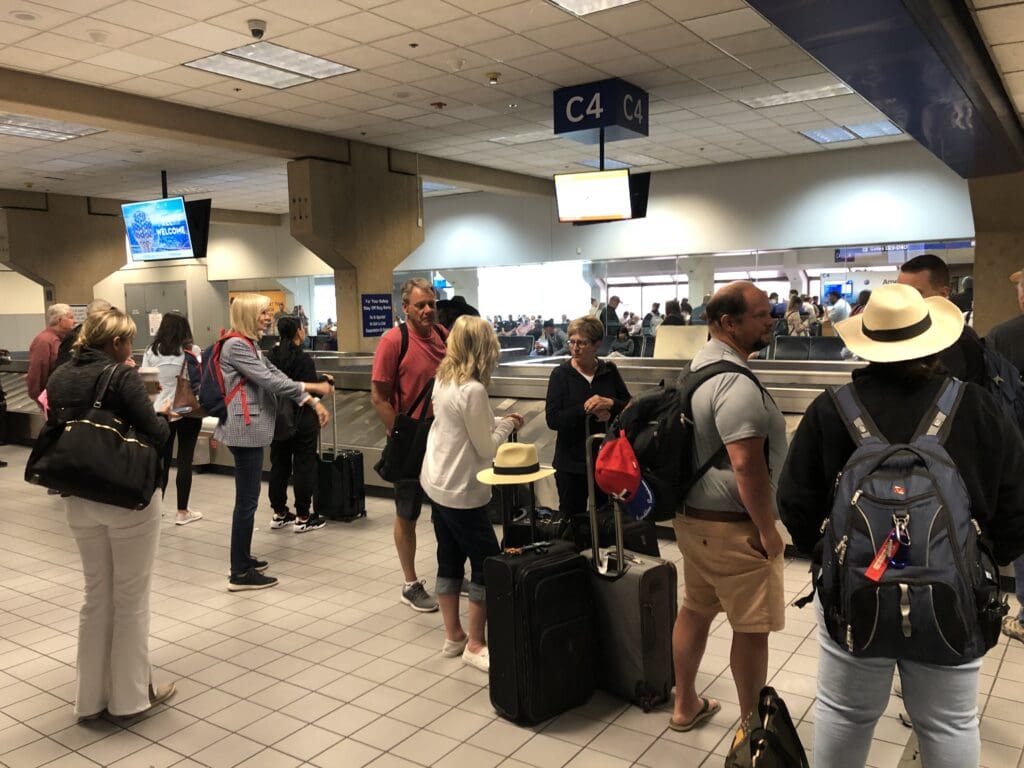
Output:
(813, 599), (981, 768)
(429, 500), (500, 603)
(229, 446), (265, 575)
(1014, 554), (1024, 623)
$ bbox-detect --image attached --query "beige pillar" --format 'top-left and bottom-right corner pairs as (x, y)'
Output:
(288, 148), (424, 353)
(968, 172), (1024, 335)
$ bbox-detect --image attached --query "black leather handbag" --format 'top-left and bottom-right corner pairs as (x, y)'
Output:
(726, 687), (809, 768)
(373, 378), (434, 483)
(25, 364), (161, 510)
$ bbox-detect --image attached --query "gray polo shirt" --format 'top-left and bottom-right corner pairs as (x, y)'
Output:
(685, 338), (788, 513)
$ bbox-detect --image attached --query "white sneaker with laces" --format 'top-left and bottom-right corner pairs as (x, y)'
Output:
(175, 509), (203, 526)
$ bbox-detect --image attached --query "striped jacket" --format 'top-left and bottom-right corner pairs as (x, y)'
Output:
(218, 336), (306, 448)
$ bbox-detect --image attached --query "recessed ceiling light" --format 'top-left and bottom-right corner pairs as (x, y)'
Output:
(0, 113), (104, 142)
(226, 42), (356, 79)
(186, 53), (313, 89)
(547, 0), (642, 16)
(10, 10), (38, 21)
(845, 120), (903, 138)
(740, 83), (854, 109)
(487, 72), (500, 85)
(507, 103), (518, 109)
(800, 126), (856, 144)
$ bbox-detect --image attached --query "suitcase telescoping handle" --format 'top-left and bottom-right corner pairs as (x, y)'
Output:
(498, 429), (540, 545)
(316, 381), (338, 457)
(585, 432), (627, 577)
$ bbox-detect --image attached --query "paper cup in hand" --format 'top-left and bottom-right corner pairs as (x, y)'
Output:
(138, 367), (161, 401)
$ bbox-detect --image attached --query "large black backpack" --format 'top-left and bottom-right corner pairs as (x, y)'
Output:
(818, 379), (1006, 664)
(607, 361), (763, 521)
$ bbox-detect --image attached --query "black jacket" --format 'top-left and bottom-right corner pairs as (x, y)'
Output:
(268, 343), (320, 436)
(545, 360), (630, 473)
(45, 347), (169, 450)
(938, 326), (986, 385)
(778, 365), (1024, 566)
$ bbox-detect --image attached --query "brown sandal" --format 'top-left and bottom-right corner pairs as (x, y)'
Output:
(669, 697), (720, 732)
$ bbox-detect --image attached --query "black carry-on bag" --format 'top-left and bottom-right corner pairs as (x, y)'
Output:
(583, 432), (678, 711)
(313, 387), (367, 522)
(485, 476), (596, 725)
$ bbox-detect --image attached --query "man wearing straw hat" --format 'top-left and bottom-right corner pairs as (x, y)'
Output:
(778, 282), (1024, 768)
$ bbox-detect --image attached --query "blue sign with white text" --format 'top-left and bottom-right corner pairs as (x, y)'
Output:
(121, 197), (194, 262)
(553, 78), (649, 144)
(362, 293), (393, 337)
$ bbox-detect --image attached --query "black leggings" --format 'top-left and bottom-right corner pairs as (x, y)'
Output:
(269, 416), (318, 518)
(161, 417), (202, 511)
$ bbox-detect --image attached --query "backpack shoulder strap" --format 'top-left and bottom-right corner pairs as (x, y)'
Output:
(398, 323), (409, 369)
(829, 382), (887, 447)
(911, 377), (964, 445)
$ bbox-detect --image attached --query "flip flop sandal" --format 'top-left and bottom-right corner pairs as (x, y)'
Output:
(668, 697), (721, 732)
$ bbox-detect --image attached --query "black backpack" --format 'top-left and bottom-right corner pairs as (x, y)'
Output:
(607, 361), (764, 521)
(979, 338), (1024, 437)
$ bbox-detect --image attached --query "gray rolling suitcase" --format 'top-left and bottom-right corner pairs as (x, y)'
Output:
(584, 432), (677, 711)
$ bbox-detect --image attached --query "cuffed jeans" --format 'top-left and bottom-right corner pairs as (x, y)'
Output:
(228, 446), (264, 575)
(430, 500), (500, 603)
(813, 599), (981, 768)
(66, 493), (162, 717)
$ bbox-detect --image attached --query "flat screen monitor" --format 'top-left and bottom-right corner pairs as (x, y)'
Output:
(122, 196), (194, 262)
(823, 280), (855, 300)
(554, 169), (632, 223)
(184, 198), (211, 260)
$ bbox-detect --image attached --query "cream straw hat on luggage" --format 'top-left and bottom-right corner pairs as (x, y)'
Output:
(477, 442), (555, 485)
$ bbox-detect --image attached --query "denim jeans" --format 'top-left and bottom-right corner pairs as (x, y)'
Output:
(229, 446), (265, 575)
(813, 599), (981, 768)
(429, 500), (500, 602)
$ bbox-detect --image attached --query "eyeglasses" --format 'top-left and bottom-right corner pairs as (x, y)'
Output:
(567, 339), (591, 347)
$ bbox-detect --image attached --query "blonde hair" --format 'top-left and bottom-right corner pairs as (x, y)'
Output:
(401, 278), (433, 305)
(46, 303), (71, 327)
(567, 315), (604, 344)
(229, 293), (270, 340)
(74, 307), (135, 351)
(435, 315), (500, 388)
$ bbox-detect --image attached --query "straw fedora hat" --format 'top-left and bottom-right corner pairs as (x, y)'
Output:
(477, 442), (555, 485)
(835, 283), (963, 363)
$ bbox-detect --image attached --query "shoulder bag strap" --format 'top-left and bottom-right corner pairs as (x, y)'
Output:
(912, 377), (964, 445)
(828, 382), (887, 447)
(92, 363), (121, 409)
(404, 377), (434, 419)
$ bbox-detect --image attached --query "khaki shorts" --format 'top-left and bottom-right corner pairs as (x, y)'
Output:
(673, 515), (785, 633)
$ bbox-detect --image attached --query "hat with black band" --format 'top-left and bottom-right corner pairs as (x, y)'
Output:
(477, 442), (555, 485)
(834, 283), (963, 363)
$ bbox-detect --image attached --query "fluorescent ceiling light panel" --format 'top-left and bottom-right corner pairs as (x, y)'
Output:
(186, 53), (312, 88)
(0, 113), (103, 141)
(547, 0), (642, 15)
(740, 83), (854, 108)
(800, 126), (856, 144)
(227, 42), (356, 79)
(845, 120), (902, 139)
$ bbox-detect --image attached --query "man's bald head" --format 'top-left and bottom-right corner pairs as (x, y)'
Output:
(706, 281), (760, 326)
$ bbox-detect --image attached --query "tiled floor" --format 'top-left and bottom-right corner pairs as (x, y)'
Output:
(1, 442), (1022, 768)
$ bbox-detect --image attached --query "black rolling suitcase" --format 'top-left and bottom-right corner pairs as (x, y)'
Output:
(485, 481), (596, 725)
(584, 432), (677, 711)
(313, 388), (367, 522)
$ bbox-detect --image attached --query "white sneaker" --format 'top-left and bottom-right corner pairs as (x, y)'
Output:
(462, 645), (490, 673)
(442, 637), (468, 658)
(175, 510), (203, 526)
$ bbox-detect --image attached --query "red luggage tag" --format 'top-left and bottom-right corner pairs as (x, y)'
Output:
(865, 533), (899, 582)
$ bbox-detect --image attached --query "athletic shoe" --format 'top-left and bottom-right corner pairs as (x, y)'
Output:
(462, 645), (490, 673)
(174, 509), (203, 526)
(249, 558), (268, 572)
(1002, 615), (1024, 644)
(293, 514), (327, 533)
(270, 512), (296, 530)
(229, 568), (277, 591)
(401, 580), (438, 612)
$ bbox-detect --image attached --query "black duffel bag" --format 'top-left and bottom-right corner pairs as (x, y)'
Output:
(25, 364), (161, 510)
(374, 378), (434, 483)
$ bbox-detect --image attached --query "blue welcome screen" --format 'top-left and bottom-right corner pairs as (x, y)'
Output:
(121, 197), (194, 262)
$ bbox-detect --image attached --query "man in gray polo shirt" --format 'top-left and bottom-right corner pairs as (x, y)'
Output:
(670, 281), (788, 732)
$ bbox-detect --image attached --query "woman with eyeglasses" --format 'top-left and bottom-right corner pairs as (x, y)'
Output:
(545, 315), (631, 518)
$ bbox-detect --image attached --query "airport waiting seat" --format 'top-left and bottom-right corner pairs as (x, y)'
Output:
(772, 336), (811, 361)
(810, 336), (846, 361)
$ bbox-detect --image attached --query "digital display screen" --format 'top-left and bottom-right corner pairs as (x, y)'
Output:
(121, 197), (194, 262)
(554, 169), (632, 223)
(824, 280), (855, 299)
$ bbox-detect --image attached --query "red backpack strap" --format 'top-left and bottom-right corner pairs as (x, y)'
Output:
(215, 333), (256, 426)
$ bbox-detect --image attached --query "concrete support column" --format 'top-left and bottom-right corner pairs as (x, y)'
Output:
(782, 251), (804, 294)
(288, 147), (423, 353)
(968, 172), (1024, 335)
(686, 257), (714, 304)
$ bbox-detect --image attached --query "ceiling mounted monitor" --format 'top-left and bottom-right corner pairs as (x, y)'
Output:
(554, 168), (632, 223)
(121, 197), (194, 262)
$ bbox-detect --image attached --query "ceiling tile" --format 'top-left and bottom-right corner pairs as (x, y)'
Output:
(321, 11), (410, 43)
(148, 65), (226, 88)
(328, 45), (403, 70)
(992, 42), (1024, 74)
(374, 0), (467, 28)
(121, 36), (209, 65)
(50, 61), (131, 85)
(524, 19), (607, 48)
(264, 27), (357, 56)
(445, 0), (510, 11)
(164, 21), (253, 52)
(756, 60), (825, 82)
(50, 18), (148, 47)
(206, 7), (308, 38)
(585, 3), (676, 35)
(91, 1), (190, 34)
(0, 45), (70, 72)
(169, 89), (239, 108)
(466, 33), (546, 61)
(372, 59), (446, 83)
(976, 5), (1024, 46)
(683, 9), (770, 39)
(481, 1), (568, 33)
(254, 0), (361, 25)
(373, 31), (454, 58)
(139, 0), (245, 20)
(113, 76), (189, 98)
(423, 15), (507, 46)
(415, 47), (492, 73)
(618, 24), (701, 52)
(562, 38), (634, 65)
(680, 55), (748, 80)
(18, 31), (108, 59)
(0, 20), (41, 44)
(713, 27), (791, 56)
(596, 54), (664, 77)
(85, 50), (168, 76)
(738, 44), (813, 69)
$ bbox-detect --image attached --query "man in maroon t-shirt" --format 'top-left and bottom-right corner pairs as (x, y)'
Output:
(371, 278), (447, 612)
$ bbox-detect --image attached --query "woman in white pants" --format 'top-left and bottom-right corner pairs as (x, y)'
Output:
(44, 308), (173, 718)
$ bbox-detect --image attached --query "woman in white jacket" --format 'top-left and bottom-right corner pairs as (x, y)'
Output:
(420, 316), (522, 673)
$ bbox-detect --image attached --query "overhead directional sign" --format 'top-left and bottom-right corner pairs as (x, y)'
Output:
(553, 78), (649, 144)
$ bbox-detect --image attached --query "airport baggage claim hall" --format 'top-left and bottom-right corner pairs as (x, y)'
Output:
(1, 1), (1024, 766)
